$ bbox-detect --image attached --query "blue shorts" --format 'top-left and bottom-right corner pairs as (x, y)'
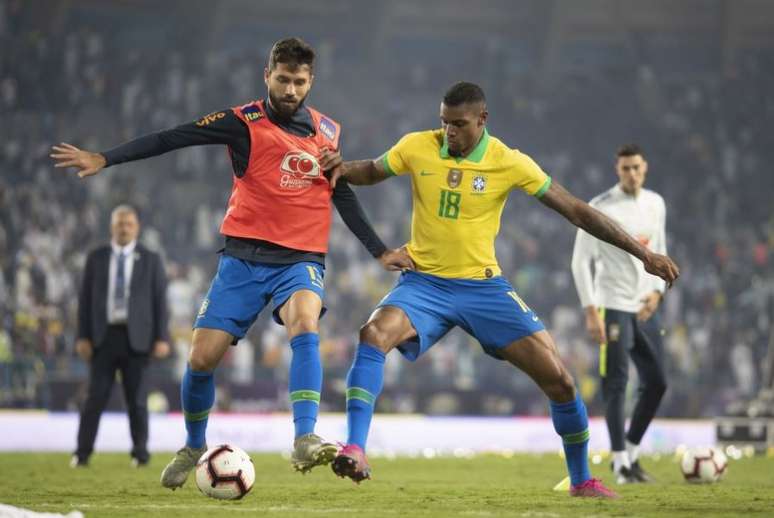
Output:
(194, 255), (326, 341)
(378, 271), (545, 361)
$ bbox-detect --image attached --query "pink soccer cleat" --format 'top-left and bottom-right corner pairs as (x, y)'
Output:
(331, 444), (371, 483)
(570, 478), (619, 498)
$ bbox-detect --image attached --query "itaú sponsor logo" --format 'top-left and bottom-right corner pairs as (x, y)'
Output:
(279, 151), (320, 189)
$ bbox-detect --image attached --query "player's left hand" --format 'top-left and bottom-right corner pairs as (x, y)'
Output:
(152, 340), (171, 359)
(637, 291), (661, 322)
(642, 251), (679, 288)
(320, 148), (344, 188)
(379, 247), (415, 272)
(328, 165), (344, 189)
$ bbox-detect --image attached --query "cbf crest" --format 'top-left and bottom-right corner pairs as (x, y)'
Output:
(472, 175), (487, 193)
(447, 169), (463, 188)
(608, 323), (621, 342)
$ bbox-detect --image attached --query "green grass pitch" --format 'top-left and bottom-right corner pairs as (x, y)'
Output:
(0, 452), (772, 517)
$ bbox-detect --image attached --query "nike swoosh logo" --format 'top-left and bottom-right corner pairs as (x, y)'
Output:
(420, 171), (435, 176)
(532, 315), (539, 321)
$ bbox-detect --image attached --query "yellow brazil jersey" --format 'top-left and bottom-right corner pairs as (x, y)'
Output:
(382, 128), (551, 279)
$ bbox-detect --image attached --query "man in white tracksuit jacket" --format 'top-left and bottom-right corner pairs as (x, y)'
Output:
(571, 144), (667, 485)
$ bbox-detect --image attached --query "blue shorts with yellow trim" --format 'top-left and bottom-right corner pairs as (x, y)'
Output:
(194, 255), (326, 341)
(377, 270), (545, 361)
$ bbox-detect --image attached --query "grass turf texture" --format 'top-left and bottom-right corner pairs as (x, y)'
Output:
(0, 453), (772, 517)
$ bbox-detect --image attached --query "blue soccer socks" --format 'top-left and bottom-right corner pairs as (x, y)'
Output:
(289, 332), (323, 438)
(181, 365), (215, 449)
(550, 394), (592, 486)
(345, 343), (386, 450)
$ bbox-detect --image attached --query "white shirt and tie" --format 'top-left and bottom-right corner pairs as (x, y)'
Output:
(571, 184), (667, 313)
(107, 240), (137, 324)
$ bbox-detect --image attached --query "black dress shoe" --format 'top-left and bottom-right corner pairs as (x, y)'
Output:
(610, 461), (638, 484)
(629, 460), (654, 482)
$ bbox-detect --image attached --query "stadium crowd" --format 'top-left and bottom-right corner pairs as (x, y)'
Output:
(1, 0), (772, 418)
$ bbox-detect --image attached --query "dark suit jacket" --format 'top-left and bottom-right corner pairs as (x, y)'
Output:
(77, 243), (169, 354)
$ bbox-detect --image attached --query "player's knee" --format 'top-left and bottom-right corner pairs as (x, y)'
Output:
(189, 347), (218, 371)
(287, 315), (319, 338)
(359, 321), (395, 353)
(544, 370), (576, 402)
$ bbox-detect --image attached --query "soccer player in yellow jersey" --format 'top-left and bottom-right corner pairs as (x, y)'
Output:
(328, 82), (679, 498)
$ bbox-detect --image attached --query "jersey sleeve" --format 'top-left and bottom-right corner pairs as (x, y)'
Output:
(507, 148), (552, 197)
(380, 133), (417, 176)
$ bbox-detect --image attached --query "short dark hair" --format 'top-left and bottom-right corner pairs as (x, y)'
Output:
(616, 144), (644, 158)
(268, 37), (315, 71)
(443, 81), (486, 107)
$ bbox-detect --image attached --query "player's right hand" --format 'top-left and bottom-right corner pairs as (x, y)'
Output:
(75, 338), (93, 361)
(584, 307), (607, 345)
(50, 143), (107, 178)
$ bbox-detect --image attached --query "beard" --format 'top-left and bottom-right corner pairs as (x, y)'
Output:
(268, 91), (306, 119)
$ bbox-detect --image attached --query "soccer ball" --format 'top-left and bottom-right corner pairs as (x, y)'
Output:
(195, 444), (255, 499)
(679, 447), (728, 483)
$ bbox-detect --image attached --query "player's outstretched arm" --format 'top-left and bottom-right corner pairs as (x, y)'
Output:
(539, 180), (680, 287)
(51, 110), (245, 179)
(329, 158), (391, 188)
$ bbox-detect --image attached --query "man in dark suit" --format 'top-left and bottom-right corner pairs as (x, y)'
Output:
(72, 204), (170, 467)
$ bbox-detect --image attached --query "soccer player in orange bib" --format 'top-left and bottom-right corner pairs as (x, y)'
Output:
(51, 37), (412, 489)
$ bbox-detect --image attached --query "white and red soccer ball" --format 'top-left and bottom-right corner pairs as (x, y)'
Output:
(195, 444), (255, 500)
(680, 446), (728, 483)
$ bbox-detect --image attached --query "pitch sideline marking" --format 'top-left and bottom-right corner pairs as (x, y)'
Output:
(32, 503), (399, 514)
